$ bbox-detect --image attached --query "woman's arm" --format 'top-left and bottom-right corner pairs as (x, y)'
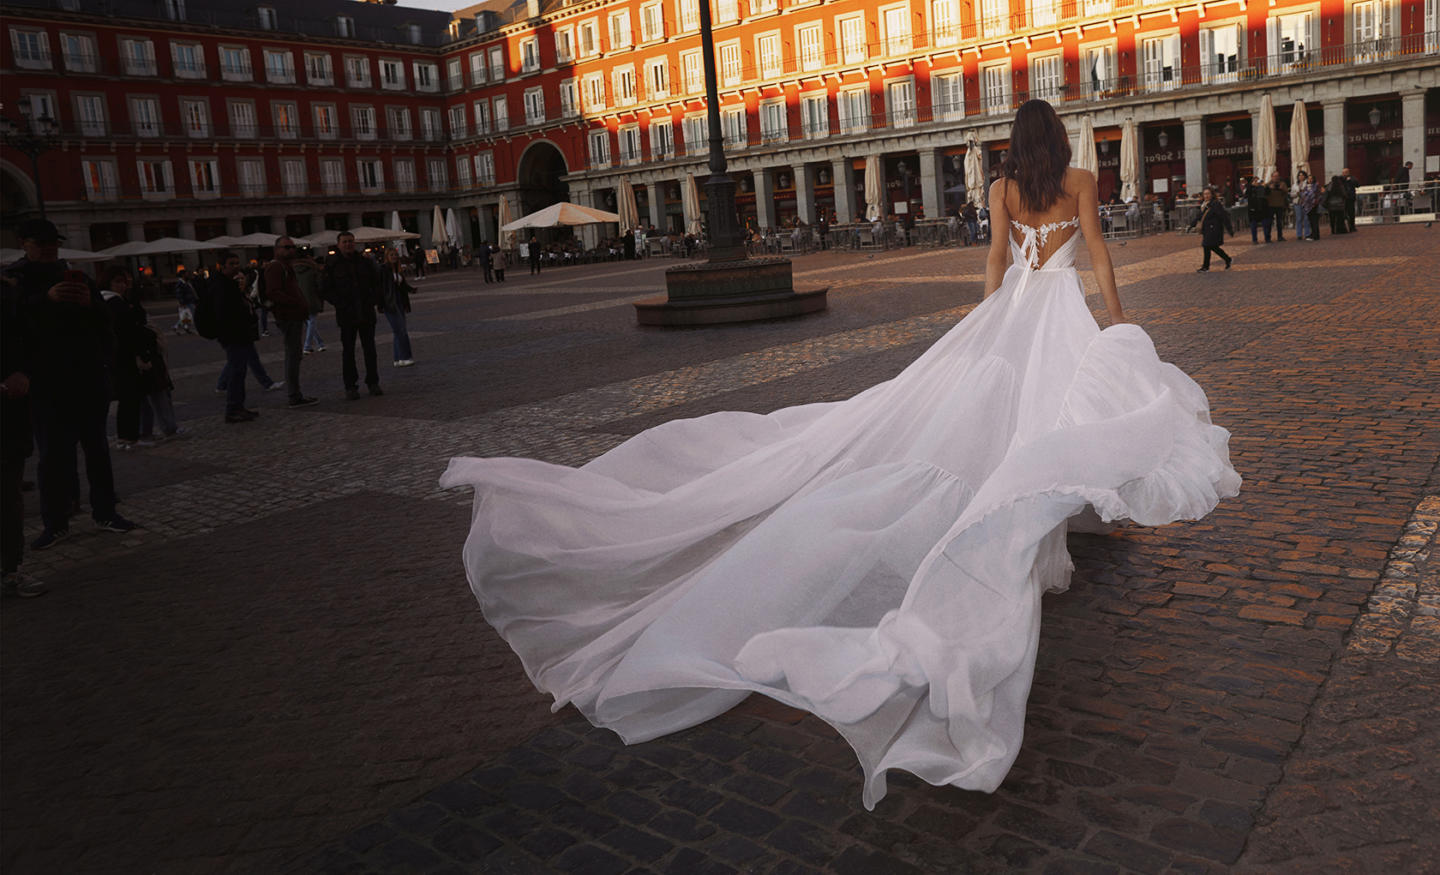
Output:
(983, 179), (1011, 299)
(1076, 170), (1126, 324)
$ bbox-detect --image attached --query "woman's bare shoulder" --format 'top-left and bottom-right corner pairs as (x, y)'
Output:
(1064, 167), (1096, 191)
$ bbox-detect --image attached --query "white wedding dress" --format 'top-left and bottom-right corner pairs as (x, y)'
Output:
(441, 215), (1241, 808)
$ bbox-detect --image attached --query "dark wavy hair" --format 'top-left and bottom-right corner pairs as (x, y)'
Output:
(999, 100), (1072, 213)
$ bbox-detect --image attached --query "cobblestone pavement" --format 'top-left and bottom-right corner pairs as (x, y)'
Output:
(2, 229), (1437, 873)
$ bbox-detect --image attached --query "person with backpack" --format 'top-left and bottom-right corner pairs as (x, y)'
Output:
(293, 249), (326, 354)
(262, 237), (318, 408)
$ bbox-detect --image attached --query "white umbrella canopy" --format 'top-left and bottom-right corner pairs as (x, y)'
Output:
(348, 225), (421, 243)
(297, 229), (338, 248)
(208, 232), (283, 248)
(445, 208), (462, 246)
(965, 132), (986, 206)
(497, 197), (514, 246)
(430, 205), (448, 248)
(1289, 100), (1310, 188)
(96, 237), (211, 257)
(1, 247), (107, 263)
(618, 178), (641, 232)
(1119, 118), (1140, 201)
(683, 174), (702, 235)
(389, 211), (409, 258)
(1254, 93), (1277, 183)
(864, 154), (883, 220)
(501, 201), (621, 230)
(1074, 116), (1098, 175)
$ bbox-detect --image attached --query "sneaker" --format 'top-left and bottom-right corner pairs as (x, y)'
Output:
(214, 388), (226, 395)
(136, 438), (156, 448)
(1195, 267), (1209, 273)
(224, 409), (259, 423)
(345, 388), (361, 401)
(367, 384), (384, 397)
(316, 345), (326, 352)
(397, 359), (415, 367)
(1224, 259), (1233, 270)
(288, 396), (320, 408)
(31, 528), (69, 551)
(261, 330), (271, 337)
(1, 572), (47, 598)
(266, 381), (285, 392)
(96, 514), (136, 534)
(116, 440), (135, 451)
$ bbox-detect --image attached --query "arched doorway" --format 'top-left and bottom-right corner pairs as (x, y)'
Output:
(1, 162), (38, 248)
(516, 140), (569, 218)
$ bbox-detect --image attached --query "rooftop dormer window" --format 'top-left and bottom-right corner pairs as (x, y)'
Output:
(407, 23), (423, 44)
(257, 7), (277, 30)
(335, 15), (355, 38)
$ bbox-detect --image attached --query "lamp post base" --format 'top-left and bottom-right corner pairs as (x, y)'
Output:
(635, 256), (828, 327)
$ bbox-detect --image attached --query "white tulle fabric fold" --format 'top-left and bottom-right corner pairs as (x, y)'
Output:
(441, 229), (1240, 808)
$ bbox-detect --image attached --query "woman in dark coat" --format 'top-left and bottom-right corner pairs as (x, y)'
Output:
(99, 266), (149, 449)
(1324, 177), (1349, 235)
(380, 247), (416, 367)
(1189, 186), (1233, 272)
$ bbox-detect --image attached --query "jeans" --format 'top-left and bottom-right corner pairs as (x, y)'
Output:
(1249, 209), (1272, 242)
(304, 314), (325, 351)
(175, 305), (194, 332)
(1295, 208), (1311, 240)
(257, 307), (269, 334)
(340, 321), (380, 390)
(1272, 207), (1286, 239)
(221, 343), (252, 414)
(217, 344), (273, 391)
(275, 318), (305, 402)
(31, 394), (117, 530)
(140, 390), (178, 436)
(384, 308), (413, 362)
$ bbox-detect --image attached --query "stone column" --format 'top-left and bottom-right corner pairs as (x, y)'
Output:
(1183, 117), (1205, 193)
(794, 163), (816, 225)
(225, 216), (244, 237)
(60, 223), (91, 252)
(1323, 100), (1346, 181)
(918, 147), (943, 219)
(753, 168), (776, 230)
(1401, 91), (1424, 180)
(831, 157), (856, 223)
(269, 215), (287, 237)
(127, 221), (147, 243)
(308, 214), (326, 236)
(178, 218), (197, 241)
(347, 212), (364, 231)
(646, 181), (664, 229)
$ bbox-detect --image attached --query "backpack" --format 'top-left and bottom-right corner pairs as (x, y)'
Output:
(193, 276), (220, 340)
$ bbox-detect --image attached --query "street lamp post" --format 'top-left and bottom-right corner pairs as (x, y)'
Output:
(0, 111), (61, 219)
(697, 0), (745, 262)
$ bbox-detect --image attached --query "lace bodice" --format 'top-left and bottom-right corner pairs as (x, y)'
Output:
(1009, 217), (1082, 270)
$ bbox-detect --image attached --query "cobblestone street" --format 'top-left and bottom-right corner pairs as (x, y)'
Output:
(2, 227), (1437, 874)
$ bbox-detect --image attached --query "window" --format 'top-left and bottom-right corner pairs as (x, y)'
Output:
(721, 107), (747, 148)
(650, 119), (674, 158)
(717, 0), (738, 23)
(220, 46), (251, 81)
(414, 62), (438, 91)
(758, 33), (782, 78)
(75, 95), (107, 136)
(181, 99), (210, 137)
(407, 24), (423, 45)
(720, 42), (742, 86)
(394, 159), (415, 193)
(357, 159), (384, 192)
(273, 102), (299, 138)
(488, 46), (504, 80)
(682, 115), (706, 154)
(162, 0), (185, 20)
(380, 59), (405, 89)
(387, 106), (412, 140)
(121, 38), (157, 76)
(130, 97), (162, 137)
(760, 99), (788, 143)
(172, 42), (205, 78)
(559, 79), (578, 117)
(237, 159), (266, 195)
(1030, 0), (1057, 28)
(1199, 24), (1242, 82)
(229, 101), (257, 138)
(932, 71), (964, 119)
(678, 0), (700, 32)
(641, 2), (665, 41)
(11, 29), (51, 69)
(613, 65), (637, 106)
(579, 20), (600, 56)
(190, 159), (221, 198)
(980, 0), (1007, 38)
(137, 159), (174, 198)
(1268, 11), (1316, 67)
(840, 16), (866, 64)
(446, 58), (463, 90)
(752, 0), (777, 13)
(619, 125), (642, 163)
(885, 79), (916, 128)
(1427, 0), (1439, 53)
(798, 24), (824, 71)
(609, 10), (633, 49)
(335, 15), (355, 38)
(838, 87), (869, 133)
(981, 63), (1011, 114)
(646, 58), (669, 98)
(555, 28), (575, 63)
(1140, 35), (1181, 91)
(589, 130), (611, 167)
(314, 104), (338, 139)
(473, 100), (490, 134)
(60, 32), (96, 72)
(882, 6), (911, 54)
(1082, 0), (1111, 15)
(421, 108), (442, 140)
(263, 49), (294, 84)
(583, 74), (606, 110)
(475, 152), (495, 184)
(448, 105), (468, 137)
(1030, 54), (1063, 101)
(682, 50), (704, 93)
(929, 0), (960, 44)
(321, 159), (345, 195)
(352, 105), (377, 140)
(21, 93), (56, 131)
(428, 158), (448, 192)
(81, 159), (119, 201)
(282, 159), (306, 195)
(306, 52), (333, 85)
(469, 52), (487, 85)
(521, 37), (540, 73)
(801, 93), (828, 138)
(455, 155), (473, 189)
(493, 95), (508, 131)
(257, 6), (277, 29)
(524, 87), (546, 125)
(1082, 43), (1115, 96)
(345, 56), (371, 87)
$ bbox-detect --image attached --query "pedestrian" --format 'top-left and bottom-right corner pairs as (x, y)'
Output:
(1, 268), (46, 597)
(380, 247), (416, 367)
(623, 228), (636, 260)
(13, 218), (135, 548)
(262, 237), (319, 408)
(478, 241), (493, 283)
(817, 211), (829, 250)
(1324, 176), (1350, 235)
(99, 266), (147, 451)
(1292, 171), (1317, 241)
(1188, 186), (1233, 272)
(322, 231), (383, 401)
(294, 249), (326, 353)
(250, 260), (271, 337)
(1265, 171), (1290, 241)
(529, 235), (542, 275)
(1340, 167), (1358, 232)
(173, 265), (197, 334)
(1395, 160), (1412, 186)
(1245, 176), (1270, 243)
(136, 324), (181, 443)
(211, 251), (262, 423)
(412, 246), (427, 280)
(490, 246), (506, 282)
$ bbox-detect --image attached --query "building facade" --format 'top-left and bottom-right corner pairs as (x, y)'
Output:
(3, 0), (1438, 251)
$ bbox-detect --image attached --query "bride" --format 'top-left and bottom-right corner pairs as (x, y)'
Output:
(441, 100), (1241, 809)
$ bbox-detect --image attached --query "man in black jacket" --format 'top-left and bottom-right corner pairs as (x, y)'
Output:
(213, 251), (261, 423)
(1340, 167), (1358, 233)
(322, 231), (383, 401)
(263, 237), (318, 408)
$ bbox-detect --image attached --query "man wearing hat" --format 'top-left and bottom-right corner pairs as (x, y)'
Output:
(9, 218), (135, 551)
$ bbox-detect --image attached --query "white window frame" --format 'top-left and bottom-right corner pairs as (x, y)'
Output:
(488, 46), (505, 80)
(646, 57), (669, 99)
(180, 98), (210, 138)
(428, 158), (448, 193)
(980, 0), (1008, 38)
(885, 76), (916, 129)
(321, 158), (345, 195)
(717, 0), (738, 24)
(524, 87), (546, 125)
(1199, 22), (1243, 83)
(1081, 41), (1116, 97)
(881, 5), (912, 55)
(650, 118), (674, 158)
(75, 94), (107, 136)
(641, 1), (665, 42)
(555, 27), (575, 63)
(682, 50), (704, 94)
(352, 105), (377, 140)
(1030, 52), (1063, 101)
(619, 124), (642, 164)
(272, 101), (299, 139)
(469, 51), (487, 85)
(473, 100), (491, 134)
(136, 158), (174, 200)
(449, 104), (468, 138)
(757, 32), (782, 78)
(1267, 10), (1318, 69)
(801, 92), (829, 139)
(314, 103), (338, 139)
(797, 23), (824, 71)
(493, 95), (508, 131)
(583, 73), (606, 111)
(682, 114), (707, 155)
(1030, 0), (1058, 28)
(282, 158), (307, 196)
(81, 158), (119, 201)
(1082, 0), (1112, 16)
(447, 57), (463, 90)
(838, 87), (870, 133)
(722, 106), (747, 148)
(678, 0), (700, 33)
(387, 106), (412, 140)
(579, 20), (600, 57)
(590, 129), (612, 168)
(609, 10), (633, 49)
(305, 52), (334, 85)
(932, 70), (964, 120)
(752, 0), (778, 13)
(559, 79), (578, 117)
(228, 100), (257, 138)
(335, 15), (355, 38)
(263, 48), (295, 84)
(421, 107), (442, 141)
(60, 32), (96, 73)
(257, 6), (277, 30)
(11, 29), (51, 69)
(130, 96), (162, 137)
(220, 45), (252, 81)
(1140, 32), (1182, 92)
(475, 152), (496, 185)
(394, 158), (416, 193)
(720, 41), (742, 86)
(379, 58), (405, 90)
(455, 155), (473, 190)
(171, 42), (206, 79)
(839, 15), (866, 64)
(613, 65), (637, 106)
(237, 158), (266, 196)
(520, 37), (540, 73)
(413, 61), (439, 92)
(759, 98), (788, 143)
(981, 62), (1012, 115)
(345, 55), (371, 88)
(356, 158), (384, 193)
(122, 37), (157, 76)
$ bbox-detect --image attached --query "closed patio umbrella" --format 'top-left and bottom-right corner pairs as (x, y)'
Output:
(497, 196), (514, 247)
(390, 211), (408, 258)
(864, 154), (883, 220)
(1119, 118), (1139, 201)
(1254, 93), (1277, 183)
(618, 178), (641, 232)
(1289, 99), (1310, 188)
(430, 204), (448, 249)
(683, 174), (702, 235)
(1074, 116), (1098, 175)
(965, 132), (985, 206)
(445, 208), (462, 247)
